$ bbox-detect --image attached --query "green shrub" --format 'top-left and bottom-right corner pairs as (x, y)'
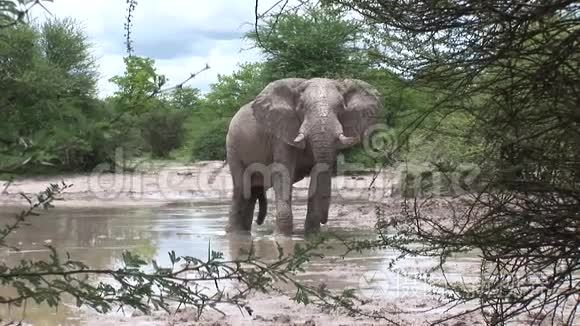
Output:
(340, 146), (377, 168)
(190, 118), (230, 161)
(404, 112), (484, 168)
(140, 107), (188, 158)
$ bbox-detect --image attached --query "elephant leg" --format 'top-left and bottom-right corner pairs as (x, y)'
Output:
(272, 167), (294, 235)
(271, 149), (296, 235)
(305, 164), (332, 233)
(227, 161), (254, 232)
(228, 186), (254, 232)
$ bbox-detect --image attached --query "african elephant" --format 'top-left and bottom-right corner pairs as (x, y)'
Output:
(226, 78), (382, 235)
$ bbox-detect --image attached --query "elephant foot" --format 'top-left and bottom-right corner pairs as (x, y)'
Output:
(304, 219), (321, 234)
(275, 223), (293, 236)
(275, 203), (294, 236)
(227, 212), (253, 233)
(226, 222), (252, 234)
(304, 211), (322, 234)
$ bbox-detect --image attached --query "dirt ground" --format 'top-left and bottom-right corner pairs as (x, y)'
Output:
(1, 161), (489, 325)
(85, 293), (484, 326)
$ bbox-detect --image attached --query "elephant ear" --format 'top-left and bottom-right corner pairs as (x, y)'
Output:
(252, 78), (307, 148)
(339, 79), (382, 140)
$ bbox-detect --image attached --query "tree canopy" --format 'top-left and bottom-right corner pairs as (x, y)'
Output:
(0, 18), (103, 172)
(248, 5), (370, 79)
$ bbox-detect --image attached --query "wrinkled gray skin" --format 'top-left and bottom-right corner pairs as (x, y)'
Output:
(226, 78), (382, 235)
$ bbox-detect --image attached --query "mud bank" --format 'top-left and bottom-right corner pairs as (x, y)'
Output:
(0, 161), (401, 208)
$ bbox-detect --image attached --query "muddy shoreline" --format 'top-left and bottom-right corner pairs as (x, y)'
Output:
(0, 161), (402, 207)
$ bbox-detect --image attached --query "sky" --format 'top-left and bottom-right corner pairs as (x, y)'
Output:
(30, 0), (279, 98)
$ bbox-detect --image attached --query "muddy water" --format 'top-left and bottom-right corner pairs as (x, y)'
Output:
(0, 201), (480, 325)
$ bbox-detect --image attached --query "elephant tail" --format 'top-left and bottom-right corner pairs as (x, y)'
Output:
(253, 186), (267, 225)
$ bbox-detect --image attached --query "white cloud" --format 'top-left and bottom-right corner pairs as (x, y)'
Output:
(30, 0), (280, 98)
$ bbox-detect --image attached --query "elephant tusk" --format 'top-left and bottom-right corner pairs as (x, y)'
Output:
(293, 133), (305, 143)
(338, 133), (358, 146)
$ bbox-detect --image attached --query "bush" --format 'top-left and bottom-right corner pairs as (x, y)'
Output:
(140, 107), (188, 158)
(190, 118), (229, 161)
(0, 19), (110, 173)
(340, 146), (377, 169)
(405, 111), (484, 168)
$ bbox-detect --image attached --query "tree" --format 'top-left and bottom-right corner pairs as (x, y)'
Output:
(108, 57), (205, 159)
(0, 18), (111, 172)
(184, 63), (268, 161)
(109, 56), (166, 110)
(167, 86), (202, 111)
(325, 0), (580, 324)
(200, 62), (268, 118)
(248, 5), (369, 80)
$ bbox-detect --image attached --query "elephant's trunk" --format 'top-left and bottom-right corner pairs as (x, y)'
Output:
(305, 125), (336, 229)
(300, 104), (346, 231)
(308, 166), (332, 226)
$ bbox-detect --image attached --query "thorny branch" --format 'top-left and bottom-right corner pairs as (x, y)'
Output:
(0, 0), (50, 28)
(253, 0), (306, 53)
(121, 0), (210, 94)
(157, 63), (211, 94)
